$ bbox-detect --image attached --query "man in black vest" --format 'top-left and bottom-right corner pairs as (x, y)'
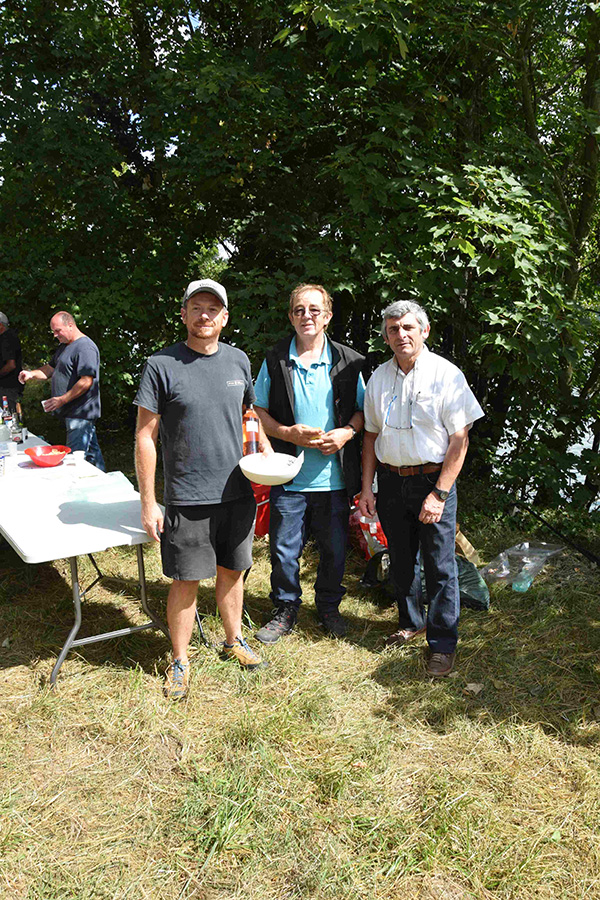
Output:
(253, 284), (365, 642)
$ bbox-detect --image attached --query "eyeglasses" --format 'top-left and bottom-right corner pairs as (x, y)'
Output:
(383, 365), (418, 431)
(291, 307), (325, 319)
(384, 395), (414, 430)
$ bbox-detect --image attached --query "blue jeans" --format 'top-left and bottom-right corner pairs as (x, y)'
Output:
(376, 468), (459, 653)
(269, 486), (349, 613)
(64, 417), (106, 472)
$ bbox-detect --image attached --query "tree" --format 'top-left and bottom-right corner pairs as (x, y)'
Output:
(0, 0), (597, 505)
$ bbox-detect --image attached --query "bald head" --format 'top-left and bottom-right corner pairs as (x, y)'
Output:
(50, 311), (82, 344)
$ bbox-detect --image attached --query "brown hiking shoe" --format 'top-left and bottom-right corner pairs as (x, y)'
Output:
(384, 626), (426, 648)
(222, 637), (268, 671)
(163, 658), (190, 700)
(426, 651), (456, 677)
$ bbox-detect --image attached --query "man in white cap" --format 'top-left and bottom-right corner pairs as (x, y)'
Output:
(0, 311), (23, 408)
(134, 279), (272, 700)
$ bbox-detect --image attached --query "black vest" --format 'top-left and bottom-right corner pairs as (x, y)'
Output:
(265, 336), (365, 498)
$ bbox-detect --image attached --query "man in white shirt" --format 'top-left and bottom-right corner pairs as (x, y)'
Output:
(358, 300), (484, 676)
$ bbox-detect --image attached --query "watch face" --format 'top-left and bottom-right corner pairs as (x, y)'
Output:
(435, 488), (449, 501)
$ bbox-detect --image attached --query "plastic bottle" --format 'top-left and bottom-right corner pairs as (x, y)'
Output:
(0, 419), (10, 444)
(512, 560), (539, 593)
(1, 396), (11, 428)
(10, 407), (22, 443)
(242, 405), (260, 455)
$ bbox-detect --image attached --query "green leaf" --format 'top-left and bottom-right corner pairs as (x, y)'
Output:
(273, 27), (291, 43)
(448, 237), (477, 258)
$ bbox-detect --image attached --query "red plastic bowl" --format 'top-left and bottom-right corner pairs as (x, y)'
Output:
(24, 445), (72, 467)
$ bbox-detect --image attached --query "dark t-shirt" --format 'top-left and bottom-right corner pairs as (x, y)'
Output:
(0, 328), (23, 392)
(50, 336), (101, 420)
(134, 341), (256, 505)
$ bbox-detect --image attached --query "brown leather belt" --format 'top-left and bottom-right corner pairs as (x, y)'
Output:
(379, 462), (443, 477)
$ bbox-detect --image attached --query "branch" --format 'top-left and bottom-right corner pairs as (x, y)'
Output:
(574, 7), (600, 248)
(513, 12), (576, 238)
(539, 58), (586, 101)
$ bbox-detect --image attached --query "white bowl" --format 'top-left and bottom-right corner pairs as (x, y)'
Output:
(239, 451), (304, 486)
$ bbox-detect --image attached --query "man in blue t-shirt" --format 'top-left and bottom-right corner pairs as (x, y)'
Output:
(19, 311), (105, 471)
(254, 283), (366, 642)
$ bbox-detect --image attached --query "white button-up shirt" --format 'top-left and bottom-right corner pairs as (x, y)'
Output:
(364, 346), (484, 466)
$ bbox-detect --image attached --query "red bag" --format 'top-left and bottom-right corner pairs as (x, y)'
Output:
(252, 482), (271, 537)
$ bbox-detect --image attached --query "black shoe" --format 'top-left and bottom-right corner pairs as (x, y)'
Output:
(255, 607), (297, 644)
(318, 609), (348, 638)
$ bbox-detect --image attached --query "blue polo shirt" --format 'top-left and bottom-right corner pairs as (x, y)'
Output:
(254, 338), (365, 492)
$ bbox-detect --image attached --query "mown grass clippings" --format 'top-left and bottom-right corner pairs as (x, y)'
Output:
(1, 457), (599, 898)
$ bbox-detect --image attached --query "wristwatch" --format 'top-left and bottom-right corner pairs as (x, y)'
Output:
(432, 486), (449, 502)
(348, 424), (357, 438)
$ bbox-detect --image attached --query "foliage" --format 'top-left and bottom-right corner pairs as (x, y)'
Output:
(0, 0), (598, 504)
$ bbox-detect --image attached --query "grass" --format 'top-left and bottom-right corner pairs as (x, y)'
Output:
(0, 433), (599, 899)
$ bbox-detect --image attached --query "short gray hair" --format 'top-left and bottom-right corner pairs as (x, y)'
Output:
(380, 300), (429, 338)
(0, 312), (8, 326)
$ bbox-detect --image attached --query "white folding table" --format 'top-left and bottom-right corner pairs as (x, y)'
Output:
(0, 437), (169, 686)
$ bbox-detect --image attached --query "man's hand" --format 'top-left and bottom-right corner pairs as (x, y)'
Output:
(259, 437), (274, 456)
(286, 424), (325, 447)
(316, 427), (353, 456)
(18, 370), (33, 385)
(419, 492), (445, 525)
(42, 395), (65, 412)
(358, 487), (376, 518)
(141, 502), (164, 542)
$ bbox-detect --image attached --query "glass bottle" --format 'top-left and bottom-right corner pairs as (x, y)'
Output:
(242, 405), (260, 455)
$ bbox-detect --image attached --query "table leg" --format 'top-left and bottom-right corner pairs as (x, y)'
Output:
(49, 547), (170, 688)
(50, 557), (82, 688)
(136, 544), (170, 640)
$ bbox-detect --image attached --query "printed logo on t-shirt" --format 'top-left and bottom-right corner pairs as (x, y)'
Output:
(227, 380), (244, 387)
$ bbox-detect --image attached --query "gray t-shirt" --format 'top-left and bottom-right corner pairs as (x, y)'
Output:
(50, 335), (101, 420)
(134, 341), (256, 505)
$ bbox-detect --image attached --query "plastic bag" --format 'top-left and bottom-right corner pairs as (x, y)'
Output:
(480, 541), (564, 591)
(65, 470), (136, 503)
(456, 556), (490, 610)
(349, 496), (388, 561)
(361, 551), (490, 610)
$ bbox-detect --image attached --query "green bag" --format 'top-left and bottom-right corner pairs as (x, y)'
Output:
(456, 556), (490, 610)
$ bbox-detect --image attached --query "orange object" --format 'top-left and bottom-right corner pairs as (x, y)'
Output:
(242, 405), (260, 455)
(25, 445), (72, 467)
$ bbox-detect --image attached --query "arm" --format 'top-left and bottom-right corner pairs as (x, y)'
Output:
(43, 375), (93, 412)
(254, 405), (324, 448)
(19, 364), (54, 384)
(0, 359), (15, 378)
(357, 430), (379, 517)
(135, 407), (164, 541)
(418, 427), (470, 525)
(257, 414), (273, 455)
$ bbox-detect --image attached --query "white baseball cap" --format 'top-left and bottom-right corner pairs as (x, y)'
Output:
(182, 279), (228, 309)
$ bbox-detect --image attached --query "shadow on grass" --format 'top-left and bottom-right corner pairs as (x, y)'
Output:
(263, 540), (600, 747)
(0, 544), (171, 680)
(370, 560), (600, 748)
